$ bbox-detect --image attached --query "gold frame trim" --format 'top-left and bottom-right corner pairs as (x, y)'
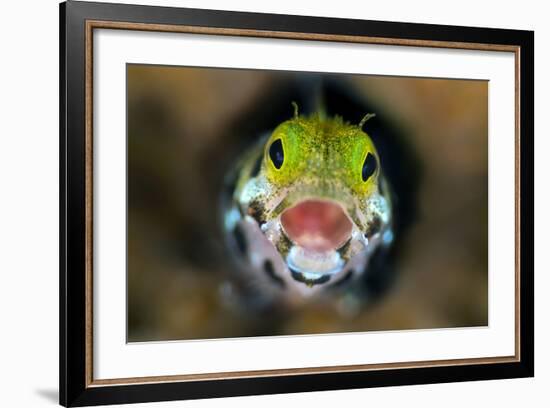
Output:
(84, 20), (521, 388)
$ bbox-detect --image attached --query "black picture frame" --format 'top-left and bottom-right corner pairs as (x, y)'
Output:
(60, 1), (534, 406)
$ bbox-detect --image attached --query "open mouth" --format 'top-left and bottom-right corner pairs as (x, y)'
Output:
(281, 199), (353, 253)
(280, 199), (353, 285)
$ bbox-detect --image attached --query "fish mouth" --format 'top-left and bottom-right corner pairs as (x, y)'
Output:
(281, 199), (353, 253)
(280, 199), (354, 285)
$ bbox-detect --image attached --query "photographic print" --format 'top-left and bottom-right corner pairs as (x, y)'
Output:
(127, 65), (488, 342)
(60, 3), (533, 405)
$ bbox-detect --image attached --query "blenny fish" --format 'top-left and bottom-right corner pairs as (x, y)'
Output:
(223, 104), (393, 307)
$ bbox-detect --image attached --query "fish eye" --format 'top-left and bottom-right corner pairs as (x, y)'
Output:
(269, 139), (284, 169)
(362, 152), (377, 182)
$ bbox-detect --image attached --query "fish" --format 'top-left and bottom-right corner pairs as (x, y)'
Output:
(222, 103), (393, 308)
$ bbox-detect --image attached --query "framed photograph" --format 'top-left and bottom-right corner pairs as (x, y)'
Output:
(59, 1), (534, 406)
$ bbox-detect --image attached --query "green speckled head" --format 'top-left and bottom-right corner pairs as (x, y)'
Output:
(264, 114), (380, 199)
(228, 109), (393, 297)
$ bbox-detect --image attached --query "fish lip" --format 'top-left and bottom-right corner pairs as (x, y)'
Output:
(261, 198), (364, 282)
(289, 267), (332, 286)
(279, 197), (356, 253)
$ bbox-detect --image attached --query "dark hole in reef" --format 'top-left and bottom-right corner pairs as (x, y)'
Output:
(218, 73), (420, 305)
(250, 150), (263, 178)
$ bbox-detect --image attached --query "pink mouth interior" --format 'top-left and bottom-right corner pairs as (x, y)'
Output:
(281, 200), (353, 252)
